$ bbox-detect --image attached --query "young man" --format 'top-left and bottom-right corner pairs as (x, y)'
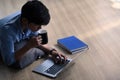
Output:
(0, 0), (66, 69)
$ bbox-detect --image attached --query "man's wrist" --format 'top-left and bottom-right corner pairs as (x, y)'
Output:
(49, 48), (56, 55)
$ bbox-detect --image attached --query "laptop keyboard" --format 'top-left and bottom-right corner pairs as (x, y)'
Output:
(45, 60), (70, 75)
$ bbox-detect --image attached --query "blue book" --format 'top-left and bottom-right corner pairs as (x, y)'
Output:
(57, 36), (88, 54)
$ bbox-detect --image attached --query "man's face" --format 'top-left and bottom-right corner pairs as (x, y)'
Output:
(28, 23), (42, 32)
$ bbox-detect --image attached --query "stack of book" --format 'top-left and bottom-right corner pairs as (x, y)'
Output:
(57, 36), (88, 54)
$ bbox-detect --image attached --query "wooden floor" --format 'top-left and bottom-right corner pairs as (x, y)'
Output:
(0, 0), (120, 80)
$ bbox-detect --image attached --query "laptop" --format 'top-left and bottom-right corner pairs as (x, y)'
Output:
(32, 58), (72, 78)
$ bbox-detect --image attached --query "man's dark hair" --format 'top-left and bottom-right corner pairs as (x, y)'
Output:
(21, 0), (50, 25)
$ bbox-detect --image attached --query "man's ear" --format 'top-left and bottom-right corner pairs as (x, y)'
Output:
(21, 18), (29, 25)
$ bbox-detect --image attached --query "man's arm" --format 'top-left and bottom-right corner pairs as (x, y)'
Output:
(37, 44), (67, 64)
(14, 36), (50, 61)
(15, 36), (66, 63)
(14, 43), (33, 61)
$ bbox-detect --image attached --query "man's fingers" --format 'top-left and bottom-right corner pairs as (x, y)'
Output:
(52, 51), (67, 64)
(36, 36), (42, 44)
(61, 54), (67, 60)
(55, 54), (67, 64)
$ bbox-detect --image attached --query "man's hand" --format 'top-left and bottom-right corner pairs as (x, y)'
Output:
(51, 50), (67, 64)
(28, 35), (42, 47)
(35, 44), (67, 64)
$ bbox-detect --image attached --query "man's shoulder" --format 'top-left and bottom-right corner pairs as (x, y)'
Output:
(0, 11), (21, 27)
